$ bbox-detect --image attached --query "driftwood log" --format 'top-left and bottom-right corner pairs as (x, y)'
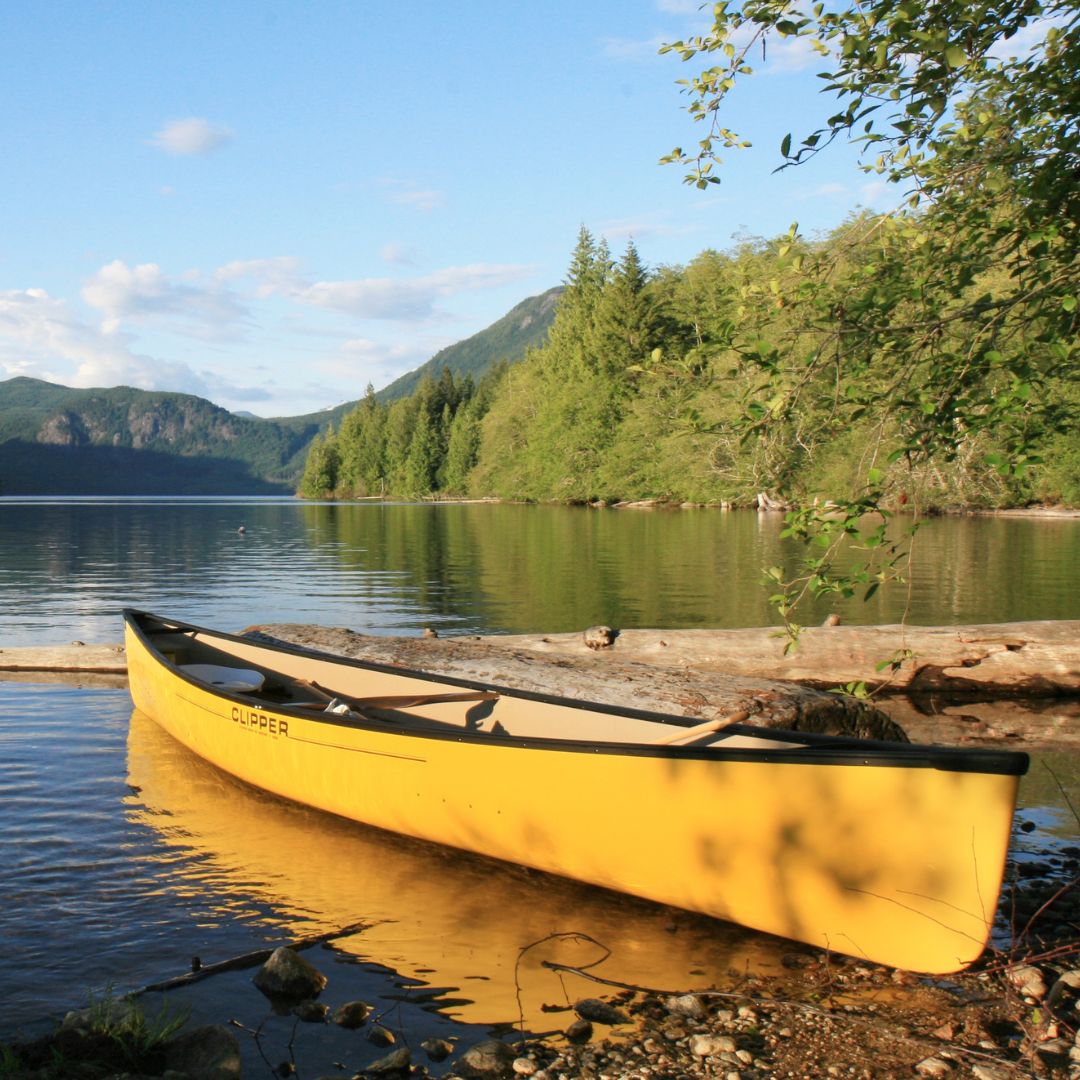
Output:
(244, 624), (905, 741)
(478, 621), (1080, 701)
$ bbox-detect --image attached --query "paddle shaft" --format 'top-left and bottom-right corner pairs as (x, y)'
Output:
(654, 710), (750, 745)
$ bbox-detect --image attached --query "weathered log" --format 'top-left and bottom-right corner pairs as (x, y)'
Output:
(477, 621), (1080, 701)
(243, 624), (904, 741)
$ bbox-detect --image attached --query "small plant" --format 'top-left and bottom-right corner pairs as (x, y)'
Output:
(82, 985), (189, 1068)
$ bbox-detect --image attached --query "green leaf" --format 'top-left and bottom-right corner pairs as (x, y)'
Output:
(944, 45), (966, 69)
(780, 133), (792, 158)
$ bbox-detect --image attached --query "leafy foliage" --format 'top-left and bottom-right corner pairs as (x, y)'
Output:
(658, 0), (1079, 633)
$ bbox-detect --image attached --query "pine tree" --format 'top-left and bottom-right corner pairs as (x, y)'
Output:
(591, 239), (660, 378)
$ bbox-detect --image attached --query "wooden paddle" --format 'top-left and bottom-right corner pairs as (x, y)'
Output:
(653, 709), (750, 745)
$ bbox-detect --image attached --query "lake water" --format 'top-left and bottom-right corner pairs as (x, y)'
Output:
(1, 497), (1078, 1069)
(2, 496), (1079, 645)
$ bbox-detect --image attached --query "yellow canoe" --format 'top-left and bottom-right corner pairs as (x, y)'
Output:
(124, 609), (1028, 974)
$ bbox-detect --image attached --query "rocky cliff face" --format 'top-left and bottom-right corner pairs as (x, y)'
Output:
(34, 397), (241, 453)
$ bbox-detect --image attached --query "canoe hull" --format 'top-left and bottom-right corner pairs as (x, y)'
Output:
(124, 610), (1025, 973)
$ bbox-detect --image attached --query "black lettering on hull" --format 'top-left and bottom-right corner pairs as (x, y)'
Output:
(231, 705), (289, 738)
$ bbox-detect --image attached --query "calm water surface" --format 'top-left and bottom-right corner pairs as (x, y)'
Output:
(1, 498), (1077, 1054)
(1, 496), (1078, 644)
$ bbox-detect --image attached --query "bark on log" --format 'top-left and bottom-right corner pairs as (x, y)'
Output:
(478, 621), (1080, 701)
(243, 624), (906, 741)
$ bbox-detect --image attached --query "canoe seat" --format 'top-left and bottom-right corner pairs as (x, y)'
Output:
(180, 664), (266, 693)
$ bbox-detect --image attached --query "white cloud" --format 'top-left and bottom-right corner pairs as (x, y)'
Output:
(270, 263), (536, 321)
(82, 260), (248, 335)
(601, 35), (668, 60)
(150, 117), (234, 156)
(795, 182), (851, 201)
(215, 257), (305, 297)
(379, 179), (446, 212)
(0, 286), (227, 398)
(379, 242), (417, 266)
(858, 179), (897, 207)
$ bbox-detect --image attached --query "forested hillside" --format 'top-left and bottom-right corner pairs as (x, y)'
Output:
(299, 225), (1080, 508)
(0, 287), (560, 495)
(0, 378), (311, 494)
(374, 287), (562, 403)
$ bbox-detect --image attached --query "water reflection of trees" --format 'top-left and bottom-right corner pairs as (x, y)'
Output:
(296, 504), (1080, 634)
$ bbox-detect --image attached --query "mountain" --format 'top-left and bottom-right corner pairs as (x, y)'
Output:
(0, 378), (316, 494)
(0, 286), (561, 494)
(372, 286), (562, 403)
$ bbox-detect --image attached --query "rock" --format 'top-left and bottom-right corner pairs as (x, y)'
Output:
(421, 1037), (454, 1061)
(915, 1057), (952, 1077)
(690, 1034), (736, 1057)
(1035, 1037), (1072, 1068)
(583, 625), (616, 650)
(291, 999), (329, 1022)
(512, 1057), (538, 1075)
(367, 1023), (396, 1047)
(362, 1046), (411, 1074)
(333, 1000), (373, 1028)
(972, 1066), (1012, 1080)
(665, 993), (707, 1020)
(565, 1018), (593, 1043)
(163, 1024), (241, 1079)
(455, 1038), (518, 1078)
(573, 997), (630, 1025)
(253, 946), (327, 1000)
(1006, 963), (1048, 999)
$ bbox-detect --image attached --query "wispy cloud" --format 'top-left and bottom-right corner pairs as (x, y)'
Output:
(601, 35), (668, 60)
(379, 242), (418, 266)
(150, 117), (234, 156)
(379, 179), (446, 212)
(82, 260), (248, 336)
(795, 182), (851, 201)
(289, 263), (535, 320)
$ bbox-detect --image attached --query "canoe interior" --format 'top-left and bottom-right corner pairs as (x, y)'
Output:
(126, 610), (1029, 770)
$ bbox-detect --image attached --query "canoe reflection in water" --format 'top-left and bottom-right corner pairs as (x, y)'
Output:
(125, 710), (792, 1027)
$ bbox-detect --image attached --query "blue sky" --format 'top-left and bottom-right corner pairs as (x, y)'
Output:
(0, 1), (894, 417)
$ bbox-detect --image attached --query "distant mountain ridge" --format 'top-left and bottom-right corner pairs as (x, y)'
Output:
(0, 286), (560, 494)
(373, 286), (562, 403)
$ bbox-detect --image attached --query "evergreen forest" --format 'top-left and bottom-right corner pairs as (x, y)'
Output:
(299, 222), (1079, 510)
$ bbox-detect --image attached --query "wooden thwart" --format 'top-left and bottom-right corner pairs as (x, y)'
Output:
(294, 677), (499, 712)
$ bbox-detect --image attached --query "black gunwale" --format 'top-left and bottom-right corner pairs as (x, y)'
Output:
(123, 609), (1030, 777)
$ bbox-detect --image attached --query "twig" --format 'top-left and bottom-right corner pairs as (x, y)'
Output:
(513, 932), (612, 1034)
(132, 919), (373, 995)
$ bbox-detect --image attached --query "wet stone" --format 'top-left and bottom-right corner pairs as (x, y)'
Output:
(422, 1036), (455, 1061)
(574, 998), (631, 1025)
(455, 1037), (518, 1077)
(566, 1018), (593, 1044)
(363, 1046), (412, 1074)
(367, 1023), (396, 1047)
(163, 1024), (241, 1079)
(252, 946), (328, 1001)
(291, 999), (329, 1023)
(333, 999), (372, 1028)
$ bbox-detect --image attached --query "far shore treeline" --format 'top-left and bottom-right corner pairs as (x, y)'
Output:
(299, 223), (1080, 510)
